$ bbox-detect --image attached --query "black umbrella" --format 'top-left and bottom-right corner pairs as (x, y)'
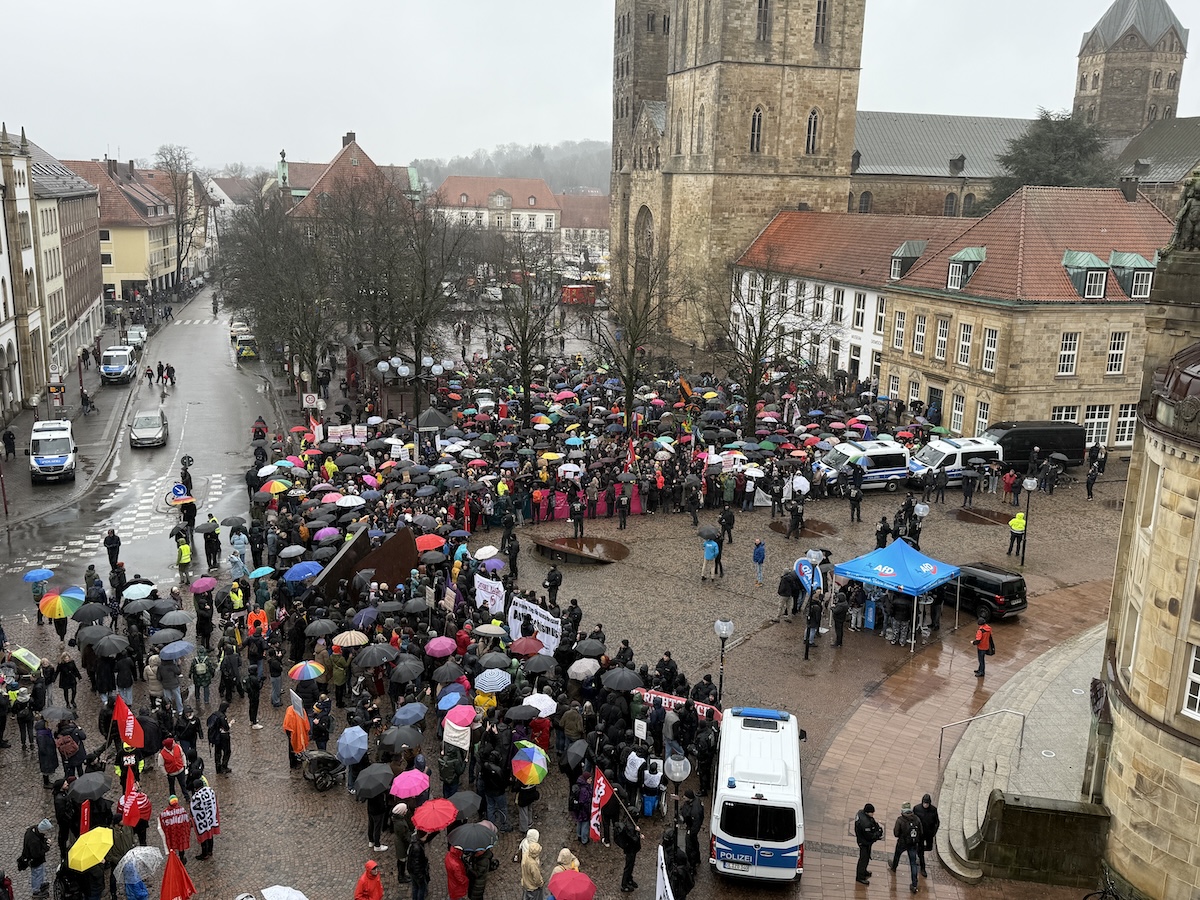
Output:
(40, 706), (76, 721)
(449, 790), (482, 817)
(279, 545), (306, 559)
(150, 599), (176, 616)
(617, 472), (636, 483)
(305, 619), (338, 636)
(380, 725), (424, 753)
(72, 603), (109, 624)
(1048, 452), (1070, 463)
(448, 822), (497, 852)
(504, 705), (538, 722)
(565, 739), (590, 769)
(377, 600), (405, 613)
(335, 454), (364, 467)
(353, 763), (395, 798)
(252, 491), (273, 504)
(478, 652), (511, 670)
(221, 516), (246, 528)
(433, 661), (465, 683)
(159, 610), (193, 627)
(195, 522), (219, 534)
(601, 667), (643, 692)
(94, 634), (131, 658)
(403, 598), (430, 615)
(121, 598), (156, 615)
(390, 660), (426, 684)
(148, 628), (185, 647)
(354, 644), (400, 669)
(313, 547), (338, 562)
(574, 639), (606, 659)
(697, 525), (720, 540)
(68, 771), (112, 800)
(523, 656), (557, 675)
(420, 551), (447, 565)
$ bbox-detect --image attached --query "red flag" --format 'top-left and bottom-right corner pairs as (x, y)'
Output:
(79, 799), (91, 835)
(589, 769), (614, 842)
(160, 850), (196, 900)
(113, 695), (144, 748)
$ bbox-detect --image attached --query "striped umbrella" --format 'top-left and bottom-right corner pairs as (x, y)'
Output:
(39, 586), (86, 619)
(475, 668), (511, 693)
(289, 661), (326, 681)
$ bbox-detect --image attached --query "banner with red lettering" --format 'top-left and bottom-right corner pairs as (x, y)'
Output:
(590, 769), (614, 842)
(633, 687), (723, 723)
(113, 695), (144, 748)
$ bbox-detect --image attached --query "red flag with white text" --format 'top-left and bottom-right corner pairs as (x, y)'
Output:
(113, 695), (144, 748)
(590, 769), (614, 842)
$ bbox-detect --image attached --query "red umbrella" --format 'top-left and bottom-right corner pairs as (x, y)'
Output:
(160, 850), (196, 900)
(896, 431), (914, 438)
(412, 797), (458, 832)
(415, 534), (445, 552)
(803, 436), (820, 447)
(509, 636), (544, 656)
(546, 869), (597, 900)
(289, 425), (308, 433)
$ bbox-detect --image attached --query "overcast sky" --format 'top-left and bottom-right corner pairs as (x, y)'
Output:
(5, 0), (1196, 171)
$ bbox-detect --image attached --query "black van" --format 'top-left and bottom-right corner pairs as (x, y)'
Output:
(933, 562), (1028, 621)
(980, 421), (1087, 468)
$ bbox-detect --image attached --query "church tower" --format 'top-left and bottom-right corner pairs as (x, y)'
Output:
(1072, 0), (1188, 140)
(612, 0), (865, 334)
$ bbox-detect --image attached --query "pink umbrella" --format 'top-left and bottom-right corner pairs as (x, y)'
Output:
(554, 389), (575, 401)
(650, 398), (665, 406)
(391, 768), (431, 799)
(444, 705), (476, 728)
(362, 474), (379, 487)
(190, 576), (217, 593)
(287, 455), (304, 466)
(849, 422), (868, 430)
(829, 422), (847, 430)
(311, 482), (334, 491)
(474, 413), (491, 421)
(426, 636), (457, 657)
(805, 423), (820, 430)
(468, 459), (488, 468)
(314, 527), (340, 541)
(321, 492), (343, 503)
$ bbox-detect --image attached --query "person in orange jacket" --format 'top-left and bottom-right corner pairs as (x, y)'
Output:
(972, 617), (994, 677)
(353, 859), (383, 900)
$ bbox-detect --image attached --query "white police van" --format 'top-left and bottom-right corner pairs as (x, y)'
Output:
(99, 345), (138, 385)
(27, 420), (77, 483)
(814, 439), (911, 492)
(710, 707), (806, 882)
(907, 436), (1003, 487)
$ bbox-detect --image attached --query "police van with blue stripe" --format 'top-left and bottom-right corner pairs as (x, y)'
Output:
(27, 419), (76, 484)
(814, 439), (910, 492)
(710, 707), (806, 882)
(907, 436), (1003, 487)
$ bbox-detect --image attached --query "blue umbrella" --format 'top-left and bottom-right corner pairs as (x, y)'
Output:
(284, 561), (323, 582)
(158, 640), (195, 661)
(564, 437), (584, 446)
(500, 461), (519, 469)
(336, 725), (369, 764)
(361, 490), (383, 501)
(437, 691), (465, 711)
(392, 703), (428, 727)
(415, 486), (437, 497)
(807, 409), (825, 416)
(605, 424), (626, 434)
(23, 568), (54, 583)
(450, 530), (470, 538)
(815, 440), (832, 450)
(249, 566), (275, 579)
(353, 607), (378, 628)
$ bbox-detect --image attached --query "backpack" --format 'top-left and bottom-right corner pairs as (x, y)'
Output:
(206, 712), (221, 744)
(192, 660), (208, 677)
(55, 732), (79, 758)
(907, 817), (920, 844)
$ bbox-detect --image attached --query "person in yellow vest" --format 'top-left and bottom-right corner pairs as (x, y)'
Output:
(228, 581), (248, 637)
(176, 539), (192, 584)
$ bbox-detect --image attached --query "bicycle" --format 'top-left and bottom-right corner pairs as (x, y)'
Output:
(1082, 871), (1127, 900)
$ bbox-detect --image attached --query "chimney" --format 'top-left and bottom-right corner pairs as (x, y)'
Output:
(1118, 177), (1139, 202)
(343, 131), (356, 147)
(128, 160), (136, 178)
(107, 158), (117, 178)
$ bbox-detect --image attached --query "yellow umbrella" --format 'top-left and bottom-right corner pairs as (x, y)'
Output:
(540, 452), (564, 461)
(702, 391), (718, 400)
(565, 423), (580, 431)
(69, 826), (114, 871)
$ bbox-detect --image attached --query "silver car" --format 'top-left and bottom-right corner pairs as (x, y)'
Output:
(129, 409), (169, 447)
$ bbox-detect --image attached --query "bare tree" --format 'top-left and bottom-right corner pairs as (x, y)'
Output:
(154, 144), (209, 295)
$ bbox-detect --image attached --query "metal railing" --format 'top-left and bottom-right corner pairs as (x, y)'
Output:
(938, 708), (1026, 760)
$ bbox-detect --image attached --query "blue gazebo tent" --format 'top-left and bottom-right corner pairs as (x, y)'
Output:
(833, 540), (962, 652)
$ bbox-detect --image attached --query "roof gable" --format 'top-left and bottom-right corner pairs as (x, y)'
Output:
(1080, 0), (1189, 53)
(1115, 117), (1200, 184)
(27, 140), (97, 200)
(61, 159), (173, 228)
(289, 141), (385, 217)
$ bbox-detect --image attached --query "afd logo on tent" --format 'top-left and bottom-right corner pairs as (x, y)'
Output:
(918, 563), (939, 575)
(872, 565), (897, 577)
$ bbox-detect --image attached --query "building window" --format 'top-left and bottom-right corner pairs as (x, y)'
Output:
(756, 0), (770, 41)
(675, 110), (683, 154)
(1051, 405), (1079, 423)
(980, 327), (998, 373)
(1092, 71), (1100, 89)
(1168, 71), (1178, 89)
(1084, 404), (1111, 445)
(528, 196), (537, 207)
(890, 257), (902, 279)
(749, 107), (763, 153)
(934, 318), (949, 360)
(848, 344), (862, 378)
(494, 214), (505, 229)
(696, 106), (705, 150)
(1107, 331), (1127, 374)
(829, 339), (841, 376)
(1058, 332), (1079, 375)
(1118, 605), (1141, 687)
(99, 229), (111, 242)
(1087, 106), (1096, 124)
(1183, 647), (1200, 720)
(892, 310), (905, 349)
(874, 297), (886, 335)
(913, 314), (926, 355)
(1131, 270), (1152, 298)
(957, 322), (973, 366)
(858, 191), (872, 214)
(814, 0), (828, 44)
(950, 394), (965, 434)
(1165, 106), (1174, 119)
(795, 281), (806, 313)
(1115, 403), (1138, 445)
(544, 215), (554, 230)
(944, 193), (958, 216)
(1085, 270), (1106, 299)
(962, 193), (976, 215)
(975, 400), (990, 436)
(812, 285), (825, 319)
(909, 380), (921, 407)
(947, 262), (963, 291)
(1149, 104), (1158, 122)
(648, 12), (655, 31)
(888, 373), (900, 398)
(832, 289), (845, 323)
(805, 109), (819, 155)
(1153, 70), (1162, 88)
(100, 253), (113, 266)
(852, 292), (866, 329)
(1080, 73), (1088, 91)
(664, 14), (669, 33)
(527, 214), (537, 229)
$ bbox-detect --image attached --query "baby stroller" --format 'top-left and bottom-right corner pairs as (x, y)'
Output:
(302, 750), (346, 792)
(52, 861), (84, 900)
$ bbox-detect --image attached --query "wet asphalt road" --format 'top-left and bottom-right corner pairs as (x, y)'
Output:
(0, 311), (273, 618)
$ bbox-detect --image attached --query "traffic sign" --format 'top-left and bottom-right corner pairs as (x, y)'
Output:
(171, 483), (188, 499)
(48, 363), (61, 375)
(302, 392), (318, 409)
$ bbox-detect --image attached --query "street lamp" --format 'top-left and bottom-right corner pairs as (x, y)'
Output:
(714, 618), (735, 705)
(1020, 477), (1038, 566)
(664, 752), (692, 852)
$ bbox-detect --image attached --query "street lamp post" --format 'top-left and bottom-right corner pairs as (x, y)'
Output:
(714, 618), (735, 705)
(1019, 477), (1038, 566)
(664, 752), (692, 853)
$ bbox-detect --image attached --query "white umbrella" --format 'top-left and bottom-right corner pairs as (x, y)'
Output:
(524, 693), (558, 717)
(854, 414), (874, 422)
(556, 463), (582, 477)
(258, 464), (279, 477)
(792, 475), (811, 495)
(122, 583), (154, 601)
(568, 658), (601, 680)
(117, 846), (163, 882)
(474, 545), (501, 561)
(336, 495), (366, 508)
(263, 887), (309, 900)
(430, 464), (455, 473)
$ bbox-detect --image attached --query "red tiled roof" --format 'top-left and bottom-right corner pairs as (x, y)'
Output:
(289, 141), (385, 217)
(211, 176), (258, 205)
(282, 162), (328, 192)
(436, 176), (560, 211)
(737, 212), (970, 288)
(557, 194), (610, 230)
(61, 159), (174, 228)
(900, 186), (1175, 302)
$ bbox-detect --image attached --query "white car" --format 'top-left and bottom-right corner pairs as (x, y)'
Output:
(474, 389), (496, 412)
(125, 325), (148, 348)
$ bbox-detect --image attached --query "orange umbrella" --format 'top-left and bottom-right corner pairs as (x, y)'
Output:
(160, 850), (196, 900)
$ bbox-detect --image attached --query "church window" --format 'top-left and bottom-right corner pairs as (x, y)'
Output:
(696, 106), (705, 151)
(676, 110), (684, 154)
(848, 192), (855, 212)
(962, 193), (975, 215)
(1153, 70), (1162, 88)
(1079, 73), (1088, 91)
(1087, 106), (1095, 124)
(858, 191), (873, 214)
(664, 14), (670, 34)
(1149, 104), (1158, 121)
(647, 13), (655, 32)
(703, 0), (710, 42)
(805, 109), (819, 156)
(1091, 72), (1100, 90)
(757, 0), (771, 42)
(1165, 106), (1174, 119)
(750, 107), (763, 153)
(815, 0), (828, 45)
(1167, 71), (1177, 89)
(943, 193), (958, 217)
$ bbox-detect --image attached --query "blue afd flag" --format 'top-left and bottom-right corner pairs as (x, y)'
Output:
(794, 558), (824, 593)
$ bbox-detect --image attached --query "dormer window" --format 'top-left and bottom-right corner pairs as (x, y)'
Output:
(460, 193), (469, 204)
(1084, 270), (1106, 299)
(1131, 271), (1152, 298)
(528, 196), (537, 207)
(947, 247), (985, 290)
(890, 258), (902, 280)
(1109, 251), (1155, 298)
(947, 262), (963, 291)
(1063, 250), (1111, 300)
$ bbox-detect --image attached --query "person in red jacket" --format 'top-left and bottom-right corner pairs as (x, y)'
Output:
(159, 738), (188, 799)
(158, 796), (193, 863)
(353, 860), (383, 900)
(444, 846), (469, 900)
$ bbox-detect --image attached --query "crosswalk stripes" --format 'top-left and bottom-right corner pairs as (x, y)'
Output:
(171, 319), (220, 326)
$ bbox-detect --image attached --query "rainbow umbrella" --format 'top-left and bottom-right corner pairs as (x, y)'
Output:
(169, 494), (196, 506)
(262, 479), (292, 494)
(511, 740), (548, 786)
(39, 586), (86, 619)
(289, 661), (325, 681)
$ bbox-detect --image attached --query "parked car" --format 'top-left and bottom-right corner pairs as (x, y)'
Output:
(129, 408), (169, 448)
(125, 325), (148, 349)
(230, 319), (251, 342)
(933, 562), (1027, 621)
